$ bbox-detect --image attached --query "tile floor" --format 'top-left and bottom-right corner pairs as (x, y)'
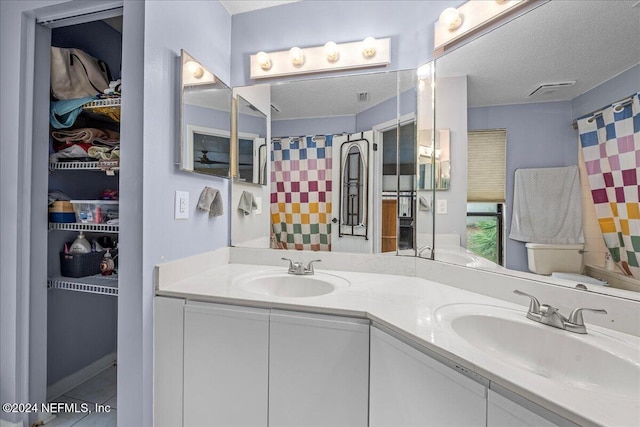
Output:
(46, 365), (117, 426)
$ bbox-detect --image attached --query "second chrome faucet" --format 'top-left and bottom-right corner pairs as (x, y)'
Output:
(282, 258), (321, 275)
(513, 290), (607, 334)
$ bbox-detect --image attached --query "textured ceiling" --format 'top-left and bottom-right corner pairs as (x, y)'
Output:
(436, 0), (640, 107)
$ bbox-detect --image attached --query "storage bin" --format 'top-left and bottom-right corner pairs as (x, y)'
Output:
(71, 200), (119, 224)
(60, 251), (103, 277)
(48, 201), (76, 223)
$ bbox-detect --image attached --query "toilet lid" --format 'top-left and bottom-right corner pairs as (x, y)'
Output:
(551, 272), (608, 286)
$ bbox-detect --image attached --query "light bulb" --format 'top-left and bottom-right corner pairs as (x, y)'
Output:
(439, 7), (463, 31)
(289, 47), (305, 66)
(186, 61), (204, 79)
(362, 37), (376, 58)
(256, 51), (271, 71)
(324, 41), (339, 63)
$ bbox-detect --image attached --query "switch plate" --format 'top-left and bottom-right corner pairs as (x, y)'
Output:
(254, 196), (262, 214)
(175, 191), (189, 219)
(436, 199), (448, 214)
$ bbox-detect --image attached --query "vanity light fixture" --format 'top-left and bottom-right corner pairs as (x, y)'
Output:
(289, 47), (305, 66)
(439, 7), (463, 31)
(249, 37), (390, 79)
(434, 0), (528, 54)
(256, 51), (272, 70)
(324, 41), (340, 63)
(186, 60), (204, 79)
(362, 37), (377, 58)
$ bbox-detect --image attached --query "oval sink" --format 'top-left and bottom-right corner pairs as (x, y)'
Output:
(435, 304), (640, 399)
(234, 270), (349, 298)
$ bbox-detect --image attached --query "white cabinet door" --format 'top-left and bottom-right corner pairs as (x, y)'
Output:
(183, 302), (269, 427)
(370, 327), (487, 427)
(487, 389), (576, 427)
(154, 296), (185, 427)
(268, 310), (369, 427)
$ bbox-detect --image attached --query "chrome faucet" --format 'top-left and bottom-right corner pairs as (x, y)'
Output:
(281, 258), (321, 275)
(513, 290), (607, 334)
(417, 245), (432, 258)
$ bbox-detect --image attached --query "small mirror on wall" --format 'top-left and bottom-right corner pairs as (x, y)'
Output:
(236, 95), (268, 186)
(417, 129), (450, 190)
(179, 49), (232, 178)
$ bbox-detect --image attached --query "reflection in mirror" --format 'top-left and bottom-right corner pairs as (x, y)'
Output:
(233, 70), (418, 254)
(431, 0), (640, 294)
(179, 49), (232, 177)
(236, 95), (268, 185)
(418, 129), (450, 191)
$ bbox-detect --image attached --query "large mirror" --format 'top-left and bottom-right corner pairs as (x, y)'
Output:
(232, 69), (419, 254)
(179, 49), (232, 177)
(431, 0), (640, 294)
(236, 95), (268, 185)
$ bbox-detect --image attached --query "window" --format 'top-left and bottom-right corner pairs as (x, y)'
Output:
(467, 130), (506, 265)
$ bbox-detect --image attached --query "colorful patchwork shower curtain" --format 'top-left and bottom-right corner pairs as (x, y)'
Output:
(271, 135), (333, 251)
(577, 92), (640, 279)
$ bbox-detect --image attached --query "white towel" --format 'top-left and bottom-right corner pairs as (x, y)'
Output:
(509, 165), (584, 244)
(238, 191), (258, 216)
(197, 187), (223, 217)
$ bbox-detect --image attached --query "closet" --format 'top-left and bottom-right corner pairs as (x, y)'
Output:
(45, 15), (122, 402)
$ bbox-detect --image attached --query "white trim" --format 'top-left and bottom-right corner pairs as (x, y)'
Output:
(46, 351), (117, 401)
(185, 125), (232, 172)
(36, 1), (123, 27)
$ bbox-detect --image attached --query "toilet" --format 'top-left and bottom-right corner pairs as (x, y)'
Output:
(525, 243), (608, 286)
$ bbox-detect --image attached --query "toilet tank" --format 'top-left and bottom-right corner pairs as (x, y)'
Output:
(525, 243), (585, 275)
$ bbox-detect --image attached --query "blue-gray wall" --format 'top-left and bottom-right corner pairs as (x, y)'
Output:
(272, 115), (356, 138)
(468, 101), (577, 272)
(572, 64), (639, 119)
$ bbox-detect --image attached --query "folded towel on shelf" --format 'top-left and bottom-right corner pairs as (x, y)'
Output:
(197, 187), (223, 217)
(88, 145), (120, 160)
(50, 97), (97, 129)
(238, 191), (258, 216)
(49, 145), (91, 161)
(51, 128), (120, 149)
(509, 165), (584, 244)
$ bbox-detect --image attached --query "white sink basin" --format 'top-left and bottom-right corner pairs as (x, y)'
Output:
(435, 304), (640, 399)
(234, 270), (349, 298)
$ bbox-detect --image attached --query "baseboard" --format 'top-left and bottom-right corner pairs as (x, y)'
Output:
(46, 352), (117, 402)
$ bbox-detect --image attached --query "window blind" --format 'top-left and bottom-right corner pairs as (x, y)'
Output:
(467, 129), (506, 202)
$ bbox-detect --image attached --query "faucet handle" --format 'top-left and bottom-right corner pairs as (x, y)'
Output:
(567, 308), (607, 326)
(513, 290), (541, 314)
(281, 257), (294, 271)
(306, 259), (321, 274)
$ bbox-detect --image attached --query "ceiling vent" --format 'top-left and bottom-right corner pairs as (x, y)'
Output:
(270, 104), (281, 113)
(356, 92), (369, 102)
(527, 81), (576, 98)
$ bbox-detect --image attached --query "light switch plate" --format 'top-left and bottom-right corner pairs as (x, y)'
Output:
(254, 196), (262, 214)
(436, 199), (448, 215)
(175, 191), (189, 219)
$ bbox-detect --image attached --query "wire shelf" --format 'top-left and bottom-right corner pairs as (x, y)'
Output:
(83, 97), (121, 109)
(48, 222), (119, 233)
(48, 274), (118, 297)
(49, 160), (119, 173)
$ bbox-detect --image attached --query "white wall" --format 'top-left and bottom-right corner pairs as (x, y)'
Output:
(433, 76), (468, 245)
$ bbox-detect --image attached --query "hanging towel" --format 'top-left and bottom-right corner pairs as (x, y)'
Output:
(50, 97), (97, 129)
(197, 187), (223, 217)
(238, 191), (258, 216)
(509, 165), (584, 244)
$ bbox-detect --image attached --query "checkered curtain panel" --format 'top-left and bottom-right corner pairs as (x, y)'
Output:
(271, 135), (333, 251)
(577, 93), (640, 279)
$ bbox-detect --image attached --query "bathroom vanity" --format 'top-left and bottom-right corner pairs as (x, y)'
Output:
(153, 248), (640, 427)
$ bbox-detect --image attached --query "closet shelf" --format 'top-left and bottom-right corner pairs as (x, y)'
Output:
(83, 97), (121, 109)
(48, 274), (118, 297)
(49, 160), (119, 173)
(49, 222), (119, 233)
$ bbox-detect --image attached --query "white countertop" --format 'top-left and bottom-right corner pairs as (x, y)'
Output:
(157, 261), (640, 427)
